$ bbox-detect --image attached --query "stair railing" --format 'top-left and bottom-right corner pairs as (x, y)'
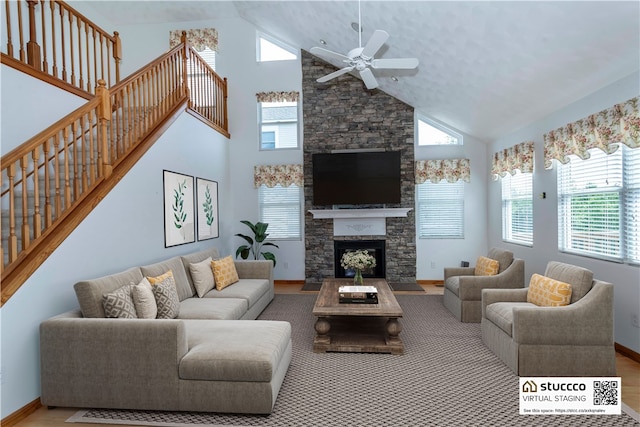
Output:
(2, 0), (121, 98)
(1, 34), (228, 305)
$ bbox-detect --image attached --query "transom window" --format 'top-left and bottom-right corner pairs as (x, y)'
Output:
(501, 172), (533, 246)
(258, 185), (302, 240)
(417, 115), (462, 146)
(557, 145), (639, 264)
(259, 102), (299, 150)
(416, 180), (465, 238)
(257, 33), (297, 62)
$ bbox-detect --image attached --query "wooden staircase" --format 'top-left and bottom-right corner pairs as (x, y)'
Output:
(1, 0), (229, 306)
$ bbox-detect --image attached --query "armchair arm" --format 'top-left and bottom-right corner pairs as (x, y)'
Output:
(512, 281), (613, 346)
(444, 266), (475, 280)
(234, 260), (274, 286)
(481, 288), (529, 318)
(458, 259), (525, 300)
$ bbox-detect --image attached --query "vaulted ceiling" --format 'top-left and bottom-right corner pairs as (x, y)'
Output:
(88, 1), (640, 141)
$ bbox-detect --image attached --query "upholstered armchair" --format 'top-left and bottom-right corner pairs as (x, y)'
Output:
(443, 248), (525, 322)
(481, 261), (616, 377)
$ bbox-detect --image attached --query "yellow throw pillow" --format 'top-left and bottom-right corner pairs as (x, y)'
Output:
(147, 270), (174, 286)
(474, 256), (500, 276)
(527, 273), (573, 307)
(211, 256), (239, 291)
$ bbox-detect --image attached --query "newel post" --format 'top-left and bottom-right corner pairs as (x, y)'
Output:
(181, 31), (191, 104)
(96, 80), (112, 178)
(26, 0), (41, 70)
(112, 31), (122, 83)
(223, 77), (229, 132)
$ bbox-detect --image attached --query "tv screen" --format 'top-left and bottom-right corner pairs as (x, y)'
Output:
(312, 151), (401, 206)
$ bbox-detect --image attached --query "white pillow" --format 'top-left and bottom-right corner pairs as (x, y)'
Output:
(131, 277), (158, 319)
(189, 257), (215, 297)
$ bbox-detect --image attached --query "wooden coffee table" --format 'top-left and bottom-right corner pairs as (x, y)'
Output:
(312, 278), (404, 355)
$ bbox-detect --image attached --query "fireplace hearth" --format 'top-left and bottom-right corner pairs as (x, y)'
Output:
(334, 240), (386, 279)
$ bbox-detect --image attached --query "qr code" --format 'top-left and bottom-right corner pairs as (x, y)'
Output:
(593, 381), (618, 405)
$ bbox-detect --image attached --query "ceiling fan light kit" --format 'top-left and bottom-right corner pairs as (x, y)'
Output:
(310, 1), (418, 90)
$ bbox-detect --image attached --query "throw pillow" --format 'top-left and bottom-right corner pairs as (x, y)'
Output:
(211, 256), (239, 291)
(148, 271), (180, 319)
(527, 273), (573, 307)
(474, 256), (500, 276)
(131, 277), (158, 319)
(189, 257), (215, 297)
(102, 285), (138, 319)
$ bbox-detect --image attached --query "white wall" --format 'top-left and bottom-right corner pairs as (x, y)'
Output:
(415, 124), (489, 280)
(488, 71), (640, 354)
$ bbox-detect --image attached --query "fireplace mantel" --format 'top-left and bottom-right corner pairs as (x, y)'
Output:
(308, 208), (412, 219)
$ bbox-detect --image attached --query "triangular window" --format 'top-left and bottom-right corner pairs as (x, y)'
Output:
(258, 33), (297, 62)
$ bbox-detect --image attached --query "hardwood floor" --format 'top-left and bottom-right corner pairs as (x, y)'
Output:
(8, 283), (640, 426)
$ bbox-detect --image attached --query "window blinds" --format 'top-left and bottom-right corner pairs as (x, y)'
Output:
(416, 181), (464, 238)
(258, 185), (302, 240)
(501, 172), (533, 245)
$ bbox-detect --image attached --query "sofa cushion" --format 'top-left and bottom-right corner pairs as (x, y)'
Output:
(204, 279), (271, 308)
(102, 285), (138, 319)
(149, 272), (180, 319)
(141, 257), (194, 301)
(180, 320), (291, 382)
(131, 277), (157, 319)
(212, 256), (240, 291)
(181, 248), (220, 291)
(487, 248), (514, 274)
(178, 297), (247, 320)
(485, 302), (535, 337)
(74, 267), (144, 318)
(527, 274), (572, 307)
(189, 257), (215, 298)
(544, 261), (593, 304)
(475, 256), (500, 276)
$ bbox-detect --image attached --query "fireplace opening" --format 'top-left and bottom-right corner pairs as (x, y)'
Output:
(334, 240), (386, 279)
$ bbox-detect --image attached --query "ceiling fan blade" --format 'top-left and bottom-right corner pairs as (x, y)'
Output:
(371, 58), (419, 69)
(360, 30), (388, 58)
(359, 68), (378, 89)
(317, 66), (355, 83)
(310, 46), (350, 63)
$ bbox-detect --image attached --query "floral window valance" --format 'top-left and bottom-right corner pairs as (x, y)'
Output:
(256, 91), (300, 103)
(169, 28), (218, 52)
(491, 141), (534, 180)
(254, 164), (303, 188)
(415, 159), (470, 184)
(543, 96), (639, 169)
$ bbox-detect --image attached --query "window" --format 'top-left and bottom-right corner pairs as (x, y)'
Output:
(257, 33), (297, 62)
(501, 172), (533, 246)
(258, 185), (302, 239)
(194, 46), (216, 71)
(417, 115), (462, 146)
(259, 102), (299, 150)
(558, 145), (639, 263)
(416, 180), (465, 238)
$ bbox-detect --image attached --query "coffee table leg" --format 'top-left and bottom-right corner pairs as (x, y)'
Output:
(314, 317), (331, 349)
(386, 317), (402, 345)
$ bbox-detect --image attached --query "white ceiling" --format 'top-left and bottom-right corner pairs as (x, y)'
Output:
(88, 1), (640, 141)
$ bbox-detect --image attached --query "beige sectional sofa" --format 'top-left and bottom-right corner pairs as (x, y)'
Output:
(40, 247), (292, 414)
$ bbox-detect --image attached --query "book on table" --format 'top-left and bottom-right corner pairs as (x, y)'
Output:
(338, 285), (378, 304)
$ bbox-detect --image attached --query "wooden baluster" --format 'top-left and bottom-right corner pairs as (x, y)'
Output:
(87, 110), (96, 184)
(98, 33), (105, 84)
(50, 0), (58, 78)
(71, 120), (80, 200)
(80, 115), (88, 191)
(5, 0), (14, 57)
(113, 31), (121, 83)
(53, 133), (62, 218)
(77, 16), (83, 91)
(69, 12), (75, 86)
(31, 148), (42, 239)
(26, 0), (41, 70)
(20, 155), (30, 249)
(125, 85), (132, 151)
(134, 79), (140, 141)
(17, 0), (25, 62)
(62, 127), (71, 209)
(181, 32), (190, 102)
(7, 164), (18, 263)
(43, 139), (52, 227)
(39, 0), (48, 72)
(59, 5), (67, 82)
(96, 80), (112, 178)
(223, 77), (228, 132)
(92, 27), (98, 93)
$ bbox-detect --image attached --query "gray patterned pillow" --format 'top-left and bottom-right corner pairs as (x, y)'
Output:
(151, 276), (180, 319)
(102, 285), (138, 319)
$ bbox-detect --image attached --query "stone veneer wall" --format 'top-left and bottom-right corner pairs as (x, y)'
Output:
(302, 50), (416, 283)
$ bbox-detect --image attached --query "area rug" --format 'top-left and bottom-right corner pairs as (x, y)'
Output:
(389, 282), (425, 292)
(300, 281), (321, 291)
(68, 294), (639, 427)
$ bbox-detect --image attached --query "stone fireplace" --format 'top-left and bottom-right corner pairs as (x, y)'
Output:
(334, 240), (386, 279)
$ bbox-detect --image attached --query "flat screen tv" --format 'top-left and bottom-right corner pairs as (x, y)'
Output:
(312, 151), (401, 206)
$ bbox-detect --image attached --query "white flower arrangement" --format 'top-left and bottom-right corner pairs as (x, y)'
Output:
(340, 249), (376, 271)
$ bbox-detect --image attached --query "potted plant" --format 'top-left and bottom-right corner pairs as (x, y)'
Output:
(235, 220), (279, 266)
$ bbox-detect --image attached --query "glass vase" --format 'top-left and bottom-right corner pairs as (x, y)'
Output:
(353, 269), (364, 286)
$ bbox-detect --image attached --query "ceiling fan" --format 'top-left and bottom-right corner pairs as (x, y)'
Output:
(309, 1), (419, 90)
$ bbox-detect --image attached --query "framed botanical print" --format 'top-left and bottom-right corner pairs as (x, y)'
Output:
(196, 177), (219, 240)
(163, 170), (195, 247)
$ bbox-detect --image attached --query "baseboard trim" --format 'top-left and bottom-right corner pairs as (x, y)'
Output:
(616, 342), (640, 363)
(417, 279), (444, 287)
(274, 280), (306, 285)
(1, 397), (41, 427)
